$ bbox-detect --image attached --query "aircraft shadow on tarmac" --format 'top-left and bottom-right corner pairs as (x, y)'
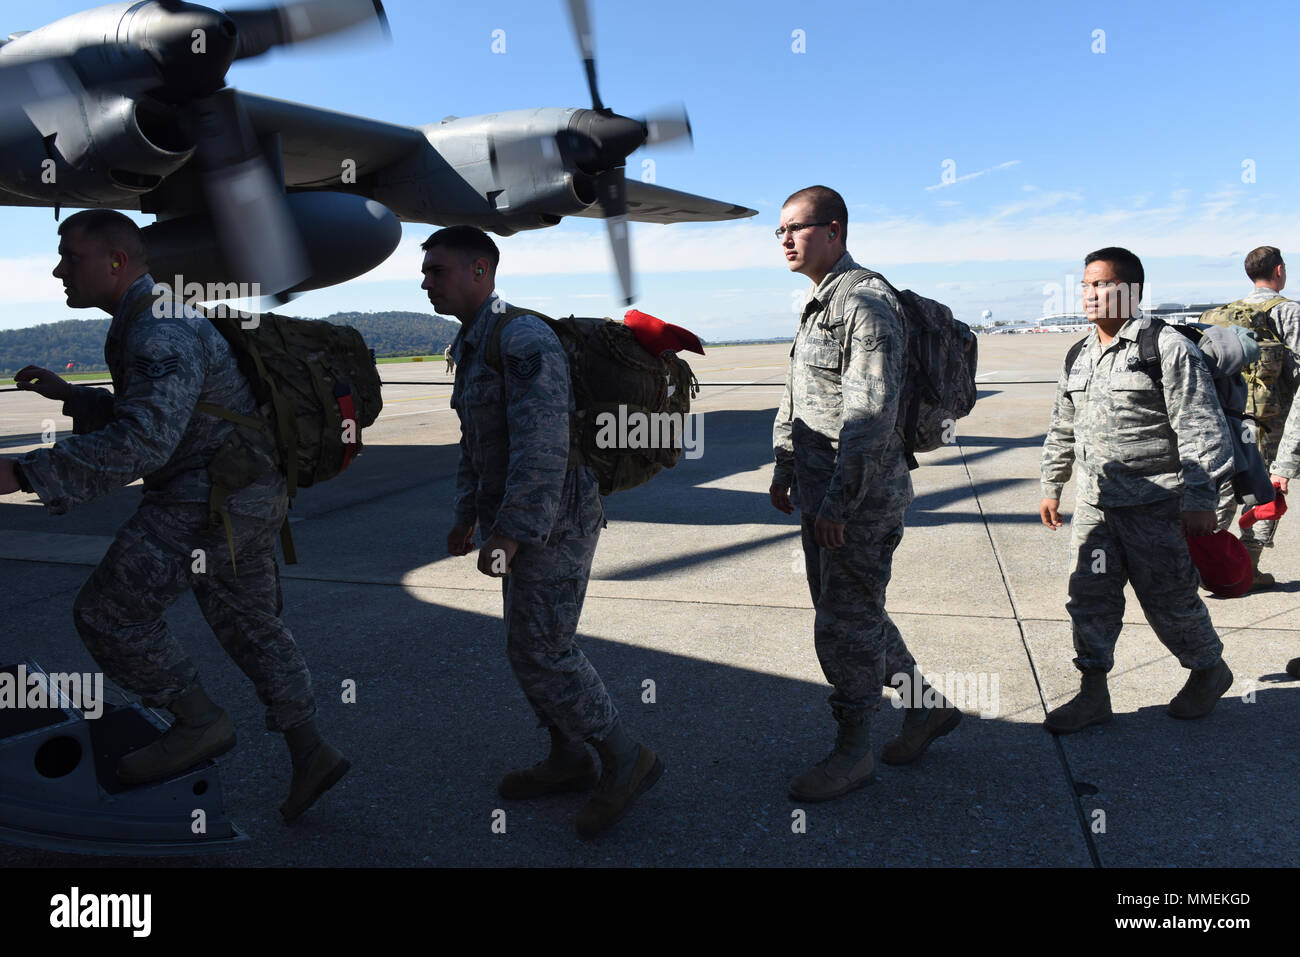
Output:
(9, 395), (1292, 868)
(3, 572), (1296, 868)
(3, 401), (1298, 866)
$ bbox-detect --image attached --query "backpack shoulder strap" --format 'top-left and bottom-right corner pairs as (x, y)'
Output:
(484, 305), (555, 371)
(1253, 295), (1288, 338)
(829, 267), (904, 326)
(829, 267), (875, 318)
(1136, 315), (1167, 381)
(1064, 336), (1089, 375)
(116, 291), (166, 346)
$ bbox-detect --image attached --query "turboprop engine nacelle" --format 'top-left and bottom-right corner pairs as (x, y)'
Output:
(143, 192), (400, 294)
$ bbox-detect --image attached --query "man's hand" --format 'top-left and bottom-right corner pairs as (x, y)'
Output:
(0, 459), (19, 495)
(1040, 498), (1064, 529)
(1270, 474), (1290, 496)
(769, 483), (794, 515)
(477, 533), (519, 577)
(814, 516), (846, 549)
(1182, 510), (1216, 537)
(14, 366), (72, 403)
(447, 523), (477, 556)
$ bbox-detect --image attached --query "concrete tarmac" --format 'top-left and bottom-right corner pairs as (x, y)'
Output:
(0, 335), (1296, 867)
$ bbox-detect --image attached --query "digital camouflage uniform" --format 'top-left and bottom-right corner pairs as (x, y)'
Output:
(1214, 288), (1300, 546)
(449, 294), (616, 743)
(1270, 383), (1300, 481)
(773, 252), (918, 723)
(16, 274), (315, 732)
(1042, 313), (1234, 672)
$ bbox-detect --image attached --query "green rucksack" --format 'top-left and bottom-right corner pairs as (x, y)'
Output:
(483, 306), (698, 495)
(1199, 297), (1288, 426)
(196, 304), (384, 564)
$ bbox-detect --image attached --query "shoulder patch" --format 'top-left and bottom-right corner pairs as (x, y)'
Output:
(859, 333), (885, 352)
(506, 351), (542, 381)
(132, 355), (180, 380)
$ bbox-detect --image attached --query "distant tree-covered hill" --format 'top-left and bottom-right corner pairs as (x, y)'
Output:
(0, 317), (112, 377)
(0, 310), (463, 376)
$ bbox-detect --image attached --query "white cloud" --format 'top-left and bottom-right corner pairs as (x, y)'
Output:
(0, 256), (65, 305)
(3, 188), (1297, 321)
(924, 159), (1021, 192)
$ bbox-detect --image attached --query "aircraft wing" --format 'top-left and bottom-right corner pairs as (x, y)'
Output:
(238, 91), (427, 188)
(569, 181), (757, 224)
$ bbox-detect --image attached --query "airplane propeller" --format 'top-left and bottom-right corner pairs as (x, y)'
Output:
(148, 0), (389, 299)
(226, 0), (391, 61)
(2, 0), (388, 300)
(561, 0), (693, 306)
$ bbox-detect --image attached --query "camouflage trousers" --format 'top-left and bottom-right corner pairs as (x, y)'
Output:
(73, 499), (315, 732)
(1067, 498), (1223, 672)
(800, 509), (917, 723)
(501, 524), (617, 742)
(1216, 420), (1286, 547)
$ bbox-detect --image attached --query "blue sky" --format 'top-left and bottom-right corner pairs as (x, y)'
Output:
(1, 0), (1298, 339)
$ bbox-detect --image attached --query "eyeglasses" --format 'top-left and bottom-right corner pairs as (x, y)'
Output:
(775, 221), (831, 239)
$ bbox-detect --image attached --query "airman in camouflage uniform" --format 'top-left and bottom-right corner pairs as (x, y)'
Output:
(771, 186), (960, 804)
(1040, 247), (1236, 733)
(0, 210), (347, 823)
(424, 225), (661, 839)
(1212, 247), (1300, 587)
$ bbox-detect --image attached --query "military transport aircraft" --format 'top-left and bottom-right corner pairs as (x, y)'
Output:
(0, 0), (756, 304)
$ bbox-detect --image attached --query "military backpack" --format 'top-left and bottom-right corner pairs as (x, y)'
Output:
(828, 269), (979, 469)
(1198, 297), (1289, 426)
(116, 294), (382, 565)
(483, 306), (699, 495)
(196, 304), (383, 564)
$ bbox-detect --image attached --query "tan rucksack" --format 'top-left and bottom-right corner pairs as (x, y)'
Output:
(1199, 297), (1288, 424)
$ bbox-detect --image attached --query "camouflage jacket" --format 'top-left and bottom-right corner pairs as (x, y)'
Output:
(1041, 313), (1233, 511)
(18, 274), (283, 516)
(1269, 388), (1300, 478)
(773, 252), (911, 523)
(449, 294), (602, 545)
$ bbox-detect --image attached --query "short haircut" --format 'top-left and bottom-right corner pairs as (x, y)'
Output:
(1244, 245), (1283, 282)
(58, 208), (147, 263)
(1084, 246), (1144, 292)
(782, 185), (848, 241)
(421, 225), (500, 271)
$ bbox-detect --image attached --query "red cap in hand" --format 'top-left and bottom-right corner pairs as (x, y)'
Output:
(1185, 530), (1253, 598)
(1239, 484), (1287, 529)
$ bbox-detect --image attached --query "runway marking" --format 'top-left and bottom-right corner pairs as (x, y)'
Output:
(385, 393), (451, 404)
(975, 371), (1003, 379)
(702, 363), (787, 373)
(377, 408), (455, 420)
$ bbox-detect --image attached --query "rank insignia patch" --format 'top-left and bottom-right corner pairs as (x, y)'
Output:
(506, 351), (542, 381)
(133, 356), (180, 379)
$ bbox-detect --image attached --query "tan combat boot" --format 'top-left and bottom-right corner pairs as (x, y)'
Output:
(1043, 669), (1112, 734)
(117, 683), (236, 785)
(575, 723), (663, 839)
(789, 709), (874, 802)
(882, 692), (963, 765)
(1244, 542), (1275, 590)
(499, 725), (598, 799)
(281, 719), (350, 823)
(1168, 660), (1234, 719)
